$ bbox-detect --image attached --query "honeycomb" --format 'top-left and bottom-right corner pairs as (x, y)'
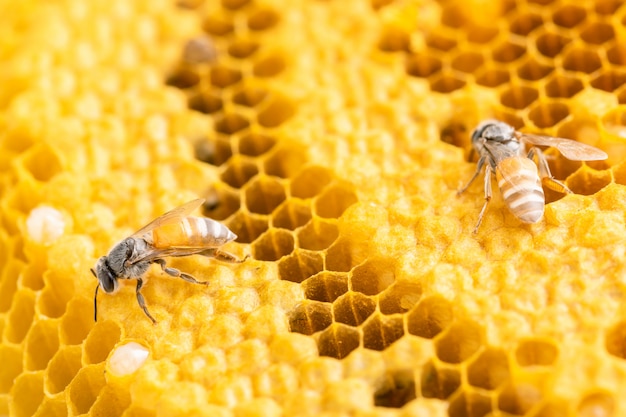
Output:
(2, 0), (626, 416)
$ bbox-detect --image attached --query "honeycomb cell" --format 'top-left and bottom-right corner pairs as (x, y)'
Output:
(248, 8), (280, 31)
(233, 87), (268, 107)
(580, 21), (615, 45)
(371, 0), (394, 10)
(528, 102), (569, 128)
(288, 300), (333, 335)
(222, 0), (251, 10)
(435, 320), (482, 364)
(194, 137), (232, 166)
(349, 257), (395, 296)
(211, 66), (243, 89)
(90, 386), (130, 417)
(314, 183), (357, 218)
(24, 319), (59, 371)
(552, 4), (587, 29)
(297, 218), (338, 251)
(251, 228), (294, 261)
(426, 31), (457, 51)
(21, 143), (64, 182)
(515, 338), (558, 366)
(0, 260), (24, 312)
(595, 0), (624, 14)
(465, 24), (498, 44)
(325, 238), (360, 272)
(302, 271), (348, 303)
(272, 199), (311, 230)
(290, 166), (333, 199)
(565, 165), (612, 196)
(475, 68), (510, 88)
(420, 360), (461, 400)
(405, 53), (443, 78)
(378, 27), (410, 53)
(517, 58), (553, 81)
(108, 342), (150, 376)
(182, 36), (217, 65)
(317, 323), (361, 359)
(33, 397), (66, 417)
(239, 133), (276, 157)
(577, 391), (616, 417)
(0, 345), (22, 393)
(378, 282), (422, 315)
(492, 41), (526, 63)
(467, 348), (510, 390)
(374, 369), (416, 408)
(264, 146), (307, 179)
(188, 91), (223, 114)
(165, 67), (200, 89)
(607, 44), (626, 66)
(220, 157), (259, 189)
(332, 292), (376, 327)
(215, 113), (250, 135)
(10, 372), (44, 417)
(83, 320), (122, 364)
(228, 39), (260, 59)
(202, 187), (240, 221)
(500, 85), (539, 110)
(451, 52), (484, 74)
(430, 73), (466, 94)
(245, 176), (286, 215)
(406, 295), (453, 339)
(562, 47), (602, 74)
(535, 31), (570, 58)
(448, 390), (492, 417)
(202, 15), (235, 37)
(591, 71), (626, 93)
(606, 321), (626, 359)
(278, 249), (324, 283)
(440, 4), (466, 28)
(257, 95), (296, 128)
(362, 314), (404, 351)
(497, 383), (542, 415)
(45, 345), (82, 395)
(534, 399), (571, 417)
(68, 364), (106, 415)
(510, 12), (543, 36)
(6, 289), (35, 343)
(253, 53), (286, 77)
(224, 211), (268, 244)
(545, 74), (584, 98)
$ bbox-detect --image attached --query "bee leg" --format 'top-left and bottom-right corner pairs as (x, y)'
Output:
(528, 147), (572, 194)
(136, 278), (157, 324)
(473, 164), (492, 234)
(153, 258), (208, 285)
(458, 156), (486, 195)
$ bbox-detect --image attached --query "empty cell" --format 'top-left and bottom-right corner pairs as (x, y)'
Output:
(68, 364), (106, 415)
(272, 199), (312, 230)
(288, 300), (332, 335)
(374, 369), (416, 408)
(215, 113), (250, 135)
(83, 320), (122, 364)
(188, 92), (223, 114)
(33, 397), (67, 417)
(251, 229), (294, 261)
(182, 36), (217, 65)
(500, 85), (539, 110)
(233, 87), (268, 107)
(19, 143), (63, 182)
(220, 158), (259, 189)
(552, 4), (587, 28)
(290, 166), (333, 199)
(435, 320), (482, 364)
(378, 282), (422, 314)
(372, 0), (394, 10)
(515, 338), (558, 366)
(440, 4), (466, 28)
(202, 15), (235, 36)
(194, 137), (232, 166)
(420, 360), (461, 400)
(297, 219), (338, 251)
(10, 372), (44, 417)
(535, 31), (570, 59)
(248, 8), (279, 31)
(563, 47), (602, 73)
(466, 24), (498, 44)
(467, 348), (510, 390)
(38, 280), (71, 319)
(222, 0), (251, 10)
(224, 211), (268, 244)
(302, 271), (348, 302)
(510, 12), (543, 36)
(362, 314), (404, 351)
(448, 390), (492, 417)
(202, 188), (240, 221)
(245, 176), (286, 215)
(425, 32), (457, 51)
(476, 68), (510, 88)
(595, 0), (624, 14)
(606, 320), (626, 359)
(378, 27), (410, 52)
(577, 391), (616, 417)
(517, 58), (553, 81)
(591, 71), (626, 92)
(228, 39), (260, 59)
(24, 319), (60, 371)
(253, 54), (286, 77)
(257, 95), (296, 127)
(0, 260), (24, 312)
(59, 298), (91, 344)
(45, 345), (82, 395)
(89, 386), (130, 417)
(210, 66), (243, 89)
(497, 383), (542, 415)
(5, 289), (35, 343)
(405, 54), (443, 78)
(350, 257), (395, 296)
(325, 238), (360, 272)
(565, 164), (612, 196)
(0, 345), (22, 393)
(528, 102), (569, 128)
(239, 133), (276, 157)
(607, 44), (626, 66)
(317, 323), (361, 359)
(314, 183), (357, 219)
(581, 21), (615, 45)
(407, 295), (453, 339)
(429, 74), (466, 94)
(332, 292), (376, 327)
(165, 67), (200, 89)
(264, 146), (307, 178)
(278, 250), (324, 283)
(451, 52), (484, 74)
(492, 41), (526, 63)
(545, 74), (584, 98)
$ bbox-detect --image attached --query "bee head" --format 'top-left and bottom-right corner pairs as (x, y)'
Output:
(92, 257), (119, 294)
(472, 119), (515, 144)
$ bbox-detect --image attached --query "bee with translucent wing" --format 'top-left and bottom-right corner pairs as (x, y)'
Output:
(91, 199), (247, 323)
(458, 120), (608, 233)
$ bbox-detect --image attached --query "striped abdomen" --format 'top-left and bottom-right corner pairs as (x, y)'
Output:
(496, 157), (545, 223)
(151, 217), (237, 248)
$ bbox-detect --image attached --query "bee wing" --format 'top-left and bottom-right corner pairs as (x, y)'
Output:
(517, 133), (608, 161)
(127, 246), (209, 265)
(131, 199), (205, 238)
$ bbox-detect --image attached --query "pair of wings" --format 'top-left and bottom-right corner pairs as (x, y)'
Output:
(513, 132), (608, 161)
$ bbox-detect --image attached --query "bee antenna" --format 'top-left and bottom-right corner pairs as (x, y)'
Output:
(90, 268), (97, 277)
(94, 284), (100, 322)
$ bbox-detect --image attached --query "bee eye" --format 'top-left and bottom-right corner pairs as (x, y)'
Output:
(97, 266), (119, 293)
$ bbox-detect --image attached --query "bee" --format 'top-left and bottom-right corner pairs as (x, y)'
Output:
(91, 198), (246, 324)
(458, 119), (608, 233)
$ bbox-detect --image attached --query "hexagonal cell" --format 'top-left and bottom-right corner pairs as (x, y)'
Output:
(607, 44), (626, 66)
(222, 0), (251, 10)
(68, 364), (106, 415)
(165, 67), (200, 89)
(24, 319), (60, 371)
(451, 52), (484, 74)
(188, 91), (223, 114)
(606, 320), (626, 359)
(563, 47), (602, 73)
(272, 199), (312, 230)
(5, 289), (35, 343)
(257, 95), (296, 128)
(510, 12), (543, 36)
(406, 295), (453, 339)
(264, 146), (307, 179)
(425, 32), (456, 51)
(378, 27), (410, 53)
(577, 391), (616, 417)
(210, 66), (243, 89)
(515, 338), (558, 366)
(194, 137), (232, 166)
(302, 271), (348, 303)
(435, 320), (482, 364)
(405, 53), (443, 78)
(215, 113), (250, 135)
(580, 21), (615, 45)
(251, 228), (294, 261)
(288, 300), (332, 335)
(224, 211), (268, 244)
(528, 102), (569, 128)
(467, 348), (510, 390)
(349, 257), (395, 296)
(278, 249), (324, 283)
(465, 24), (498, 44)
(517, 58), (553, 81)
(317, 323), (361, 359)
(314, 183), (357, 219)
(333, 292), (376, 327)
(448, 390), (492, 417)
(535, 31), (570, 58)
(362, 314), (404, 351)
(239, 133), (276, 157)
(297, 218), (338, 251)
(591, 71), (626, 93)
(202, 188), (240, 221)
(440, 3), (466, 28)
(290, 166), (333, 199)
(595, 0), (624, 14)
(429, 73), (466, 94)
(325, 238), (361, 272)
(497, 383), (542, 415)
(182, 36), (217, 65)
(0, 345), (22, 392)
(378, 282), (421, 315)
(420, 360), (461, 400)
(545, 74), (584, 98)
(233, 87), (268, 107)
(45, 345), (82, 395)
(492, 41), (526, 63)
(476, 68), (510, 88)
(0, 260), (24, 313)
(83, 320), (122, 364)
(19, 143), (64, 182)
(253, 53), (286, 77)
(372, 0), (394, 10)
(10, 372), (44, 417)
(374, 369), (416, 408)
(245, 176), (286, 215)
(59, 298), (92, 345)
(221, 157), (259, 189)
(552, 4), (587, 28)
(500, 85), (539, 110)
(248, 8), (279, 31)
(566, 165), (612, 196)
(228, 39), (260, 59)
(202, 15), (235, 36)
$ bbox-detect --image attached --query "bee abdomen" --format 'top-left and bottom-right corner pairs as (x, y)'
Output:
(496, 158), (545, 224)
(152, 217), (237, 248)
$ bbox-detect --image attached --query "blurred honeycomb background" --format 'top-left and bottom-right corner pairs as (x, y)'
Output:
(2, 0), (626, 416)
